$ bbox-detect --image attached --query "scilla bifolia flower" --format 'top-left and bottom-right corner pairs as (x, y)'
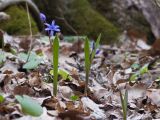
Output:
(40, 13), (46, 23)
(45, 21), (60, 37)
(40, 12), (60, 96)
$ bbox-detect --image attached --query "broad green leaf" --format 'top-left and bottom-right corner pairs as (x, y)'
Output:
(15, 95), (43, 116)
(90, 34), (101, 62)
(70, 95), (79, 101)
(0, 94), (4, 103)
(18, 52), (37, 62)
(53, 36), (59, 96)
(140, 64), (149, 75)
(23, 59), (40, 69)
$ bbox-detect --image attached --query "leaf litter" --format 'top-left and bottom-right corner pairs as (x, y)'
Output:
(0, 33), (160, 120)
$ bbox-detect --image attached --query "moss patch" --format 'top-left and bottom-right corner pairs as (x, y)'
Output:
(65, 0), (119, 44)
(0, 6), (38, 35)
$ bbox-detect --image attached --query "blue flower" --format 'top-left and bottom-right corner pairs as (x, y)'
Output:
(40, 13), (46, 22)
(45, 20), (60, 36)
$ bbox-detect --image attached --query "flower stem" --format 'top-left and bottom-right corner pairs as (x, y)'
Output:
(26, 2), (33, 62)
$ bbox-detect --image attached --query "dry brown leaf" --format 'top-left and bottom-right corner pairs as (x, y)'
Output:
(147, 89), (160, 106)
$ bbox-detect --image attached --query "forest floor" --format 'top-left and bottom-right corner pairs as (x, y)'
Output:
(0, 33), (160, 120)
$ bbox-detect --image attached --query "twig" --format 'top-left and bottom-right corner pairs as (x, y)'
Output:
(26, 2), (33, 62)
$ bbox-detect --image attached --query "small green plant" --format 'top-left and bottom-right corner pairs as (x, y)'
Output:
(15, 95), (43, 116)
(120, 90), (128, 120)
(40, 13), (60, 96)
(84, 34), (101, 96)
(70, 95), (79, 101)
(129, 63), (149, 82)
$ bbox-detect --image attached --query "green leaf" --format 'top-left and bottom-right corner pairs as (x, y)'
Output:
(84, 37), (91, 95)
(90, 34), (101, 62)
(15, 95), (43, 116)
(140, 64), (149, 75)
(70, 95), (79, 101)
(129, 72), (139, 82)
(23, 59), (40, 70)
(0, 94), (4, 103)
(58, 69), (72, 80)
(120, 90), (128, 120)
(50, 69), (72, 81)
(131, 63), (140, 70)
(84, 37), (90, 74)
(18, 52), (37, 62)
(53, 36), (59, 96)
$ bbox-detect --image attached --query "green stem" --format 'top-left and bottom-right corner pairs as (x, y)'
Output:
(84, 69), (89, 96)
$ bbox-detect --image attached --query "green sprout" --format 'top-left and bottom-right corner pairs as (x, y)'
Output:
(120, 90), (128, 120)
(84, 34), (101, 96)
(70, 95), (79, 101)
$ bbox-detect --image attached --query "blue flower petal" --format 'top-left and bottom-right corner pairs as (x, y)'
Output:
(44, 23), (50, 27)
(45, 28), (50, 31)
(51, 20), (55, 26)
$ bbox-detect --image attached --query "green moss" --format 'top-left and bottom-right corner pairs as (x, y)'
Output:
(65, 0), (120, 44)
(0, 6), (38, 35)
